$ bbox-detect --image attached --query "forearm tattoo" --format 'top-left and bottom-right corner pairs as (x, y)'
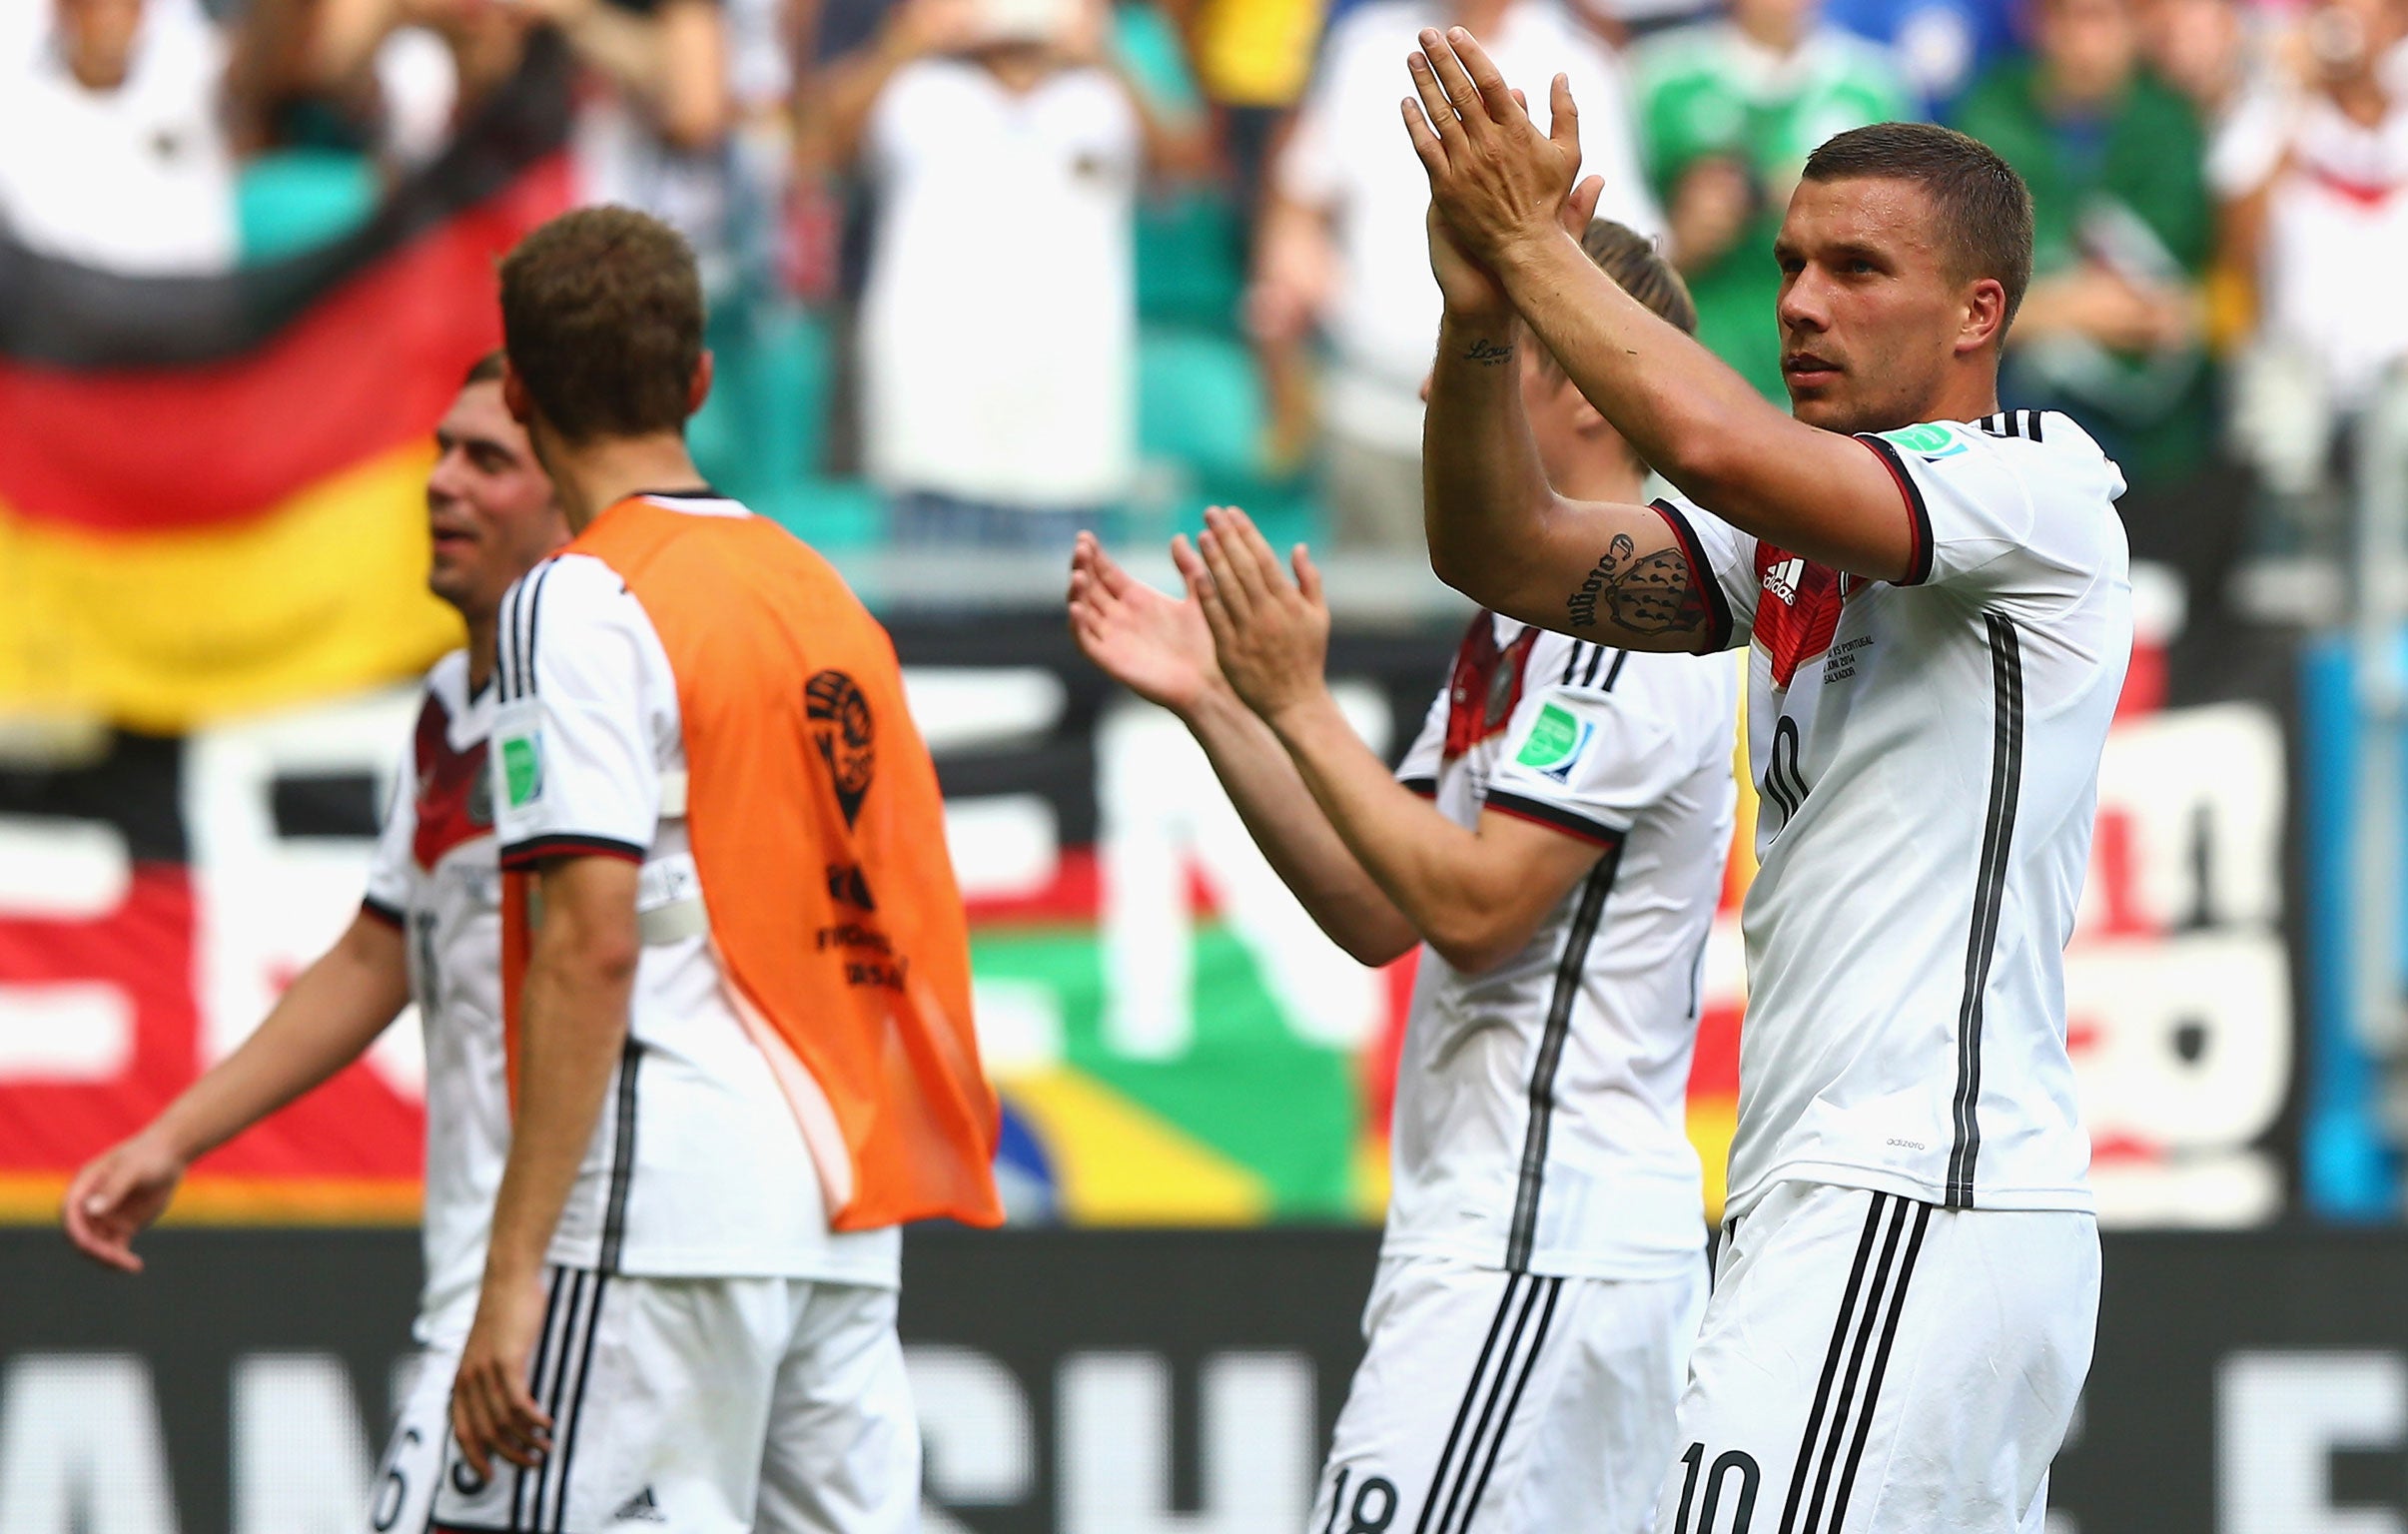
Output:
(1565, 532), (1712, 637)
(1463, 338), (1514, 367)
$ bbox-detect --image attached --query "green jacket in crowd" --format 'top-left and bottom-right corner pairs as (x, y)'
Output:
(1637, 23), (1915, 400)
(1949, 58), (2214, 487)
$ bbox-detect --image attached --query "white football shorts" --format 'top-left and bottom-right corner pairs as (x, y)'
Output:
(366, 1342), (457, 1534)
(1653, 1181), (2097, 1534)
(422, 1265), (918, 1534)
(1309, 1250), (1708, 1534)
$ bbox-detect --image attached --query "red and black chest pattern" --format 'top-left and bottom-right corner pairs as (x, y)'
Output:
(1753, 544), (1870, 690)
(410, 689), (492, 873)
(1442, 615), (1538, 760)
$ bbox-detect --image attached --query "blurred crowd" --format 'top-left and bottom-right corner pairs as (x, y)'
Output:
(8, 0), (2408, 617)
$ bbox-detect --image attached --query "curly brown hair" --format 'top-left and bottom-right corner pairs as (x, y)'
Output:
(497, 207), (705, 443)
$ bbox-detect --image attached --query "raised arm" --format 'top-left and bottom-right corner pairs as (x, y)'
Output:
(1404, 30), (1916, 585)
(1420, 206), (1728, 648)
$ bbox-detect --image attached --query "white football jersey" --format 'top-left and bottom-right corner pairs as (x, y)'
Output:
(1657, 409), (2131, 1219)
(1385, 615), (1735, 1278)
(489, 494), (899, 1286)
(364, 651), (510, 1346)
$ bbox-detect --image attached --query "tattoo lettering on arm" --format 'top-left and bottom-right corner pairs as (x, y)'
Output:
(1565, 537), (1712, 638)
(1463, 338), (1515, 367)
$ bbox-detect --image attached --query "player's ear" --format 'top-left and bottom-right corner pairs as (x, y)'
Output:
(500, 360), (533, 426)
(687, 351), (716, 419)
(1959, 276), (2008, 358)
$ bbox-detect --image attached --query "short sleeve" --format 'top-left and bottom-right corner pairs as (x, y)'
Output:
(362, 740), (415, 928)
(1859, 419), (2121, 600)
(490, 557), (661, 870)
(1483, 652), (1690, 846)
(1393, 682), (1448, 797)
(1650, 496), (1759, 653)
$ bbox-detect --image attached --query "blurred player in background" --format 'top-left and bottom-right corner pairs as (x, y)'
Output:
(1069, 221), (1736, 1534)
(60, 352), (569, 1532)
(440, 205), (1000, 1533)
(1407, 32), (2124, 1533)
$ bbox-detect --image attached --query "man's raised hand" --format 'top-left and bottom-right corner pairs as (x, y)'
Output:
(1401, 29), (1587, 275)
(1189, 506), (1332, 728)
(1067, 532), (1222, 716)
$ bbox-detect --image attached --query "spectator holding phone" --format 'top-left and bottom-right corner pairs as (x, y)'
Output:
(1634, 0), (1914, 400)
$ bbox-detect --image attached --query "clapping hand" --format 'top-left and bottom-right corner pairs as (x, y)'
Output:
(1068, 532), (1223, 716)
(1185, 506), (1331, 728)
(1403, 28), (1587, 277)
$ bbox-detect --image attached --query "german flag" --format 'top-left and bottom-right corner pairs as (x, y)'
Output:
(0, 33), (574, 733)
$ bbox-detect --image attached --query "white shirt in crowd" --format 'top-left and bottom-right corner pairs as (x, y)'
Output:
(1662, 411), (2129, 1220)
(489, 495), (900, 1287)
(1277, 0), (1662, 454)
(859, 58), (1139, 509)
(365, 653), (514, 1346)
(1386, 619), (1734, 1277)
(2210, 50), (2408, 407)
(0, 0), (235, 273)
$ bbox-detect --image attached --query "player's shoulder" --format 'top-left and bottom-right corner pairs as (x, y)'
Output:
(1532, 630), (1734, 738)
(508, 552), (638, 625)
(1873, 412), (2126, 505)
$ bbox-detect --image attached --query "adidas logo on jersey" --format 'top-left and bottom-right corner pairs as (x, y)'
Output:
(1762, 557), (1807, 606)
(612, 1487), (667, 1524)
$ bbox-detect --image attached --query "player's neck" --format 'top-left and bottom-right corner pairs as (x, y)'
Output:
(1555, 455), (1648, 506)
(544, 432), (709, 534)
(465, 618), (498, 697)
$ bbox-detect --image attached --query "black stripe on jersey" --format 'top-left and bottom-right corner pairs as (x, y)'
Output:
(1648, 498), (1735, 652)
(1560, 642), (1586, 687)
(1778, 1193), (1888, 1534)
(509, 1267), (571, 1532)
(1484, 792), (1622, 849)
(497, 834), (648, 871)
(1856, 437), (1935, 585)
(1579, 644), (1606, 688)
(1428, 1274), (1547, 1534)
(2023, 409), (2043, 442)
(598, 1039), (645, 1272)
(1454, 1276), (1565, 1530)
(501, 559), (556, 702)
(1505, 843), (1623, 1271)
(519, 560), (553, 699)
(1400, 776), (1439, 799)
(545, 1273), (611, 1534)
(1791, 1195), (1914, 1534)
(1600, 648), (1629, 691)
(1414, 1275), (1525, 1534)
(1949, 615), (2025, 1207)
(1827, 1201), (1933, 1530)
(361, 896), (405, 930)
